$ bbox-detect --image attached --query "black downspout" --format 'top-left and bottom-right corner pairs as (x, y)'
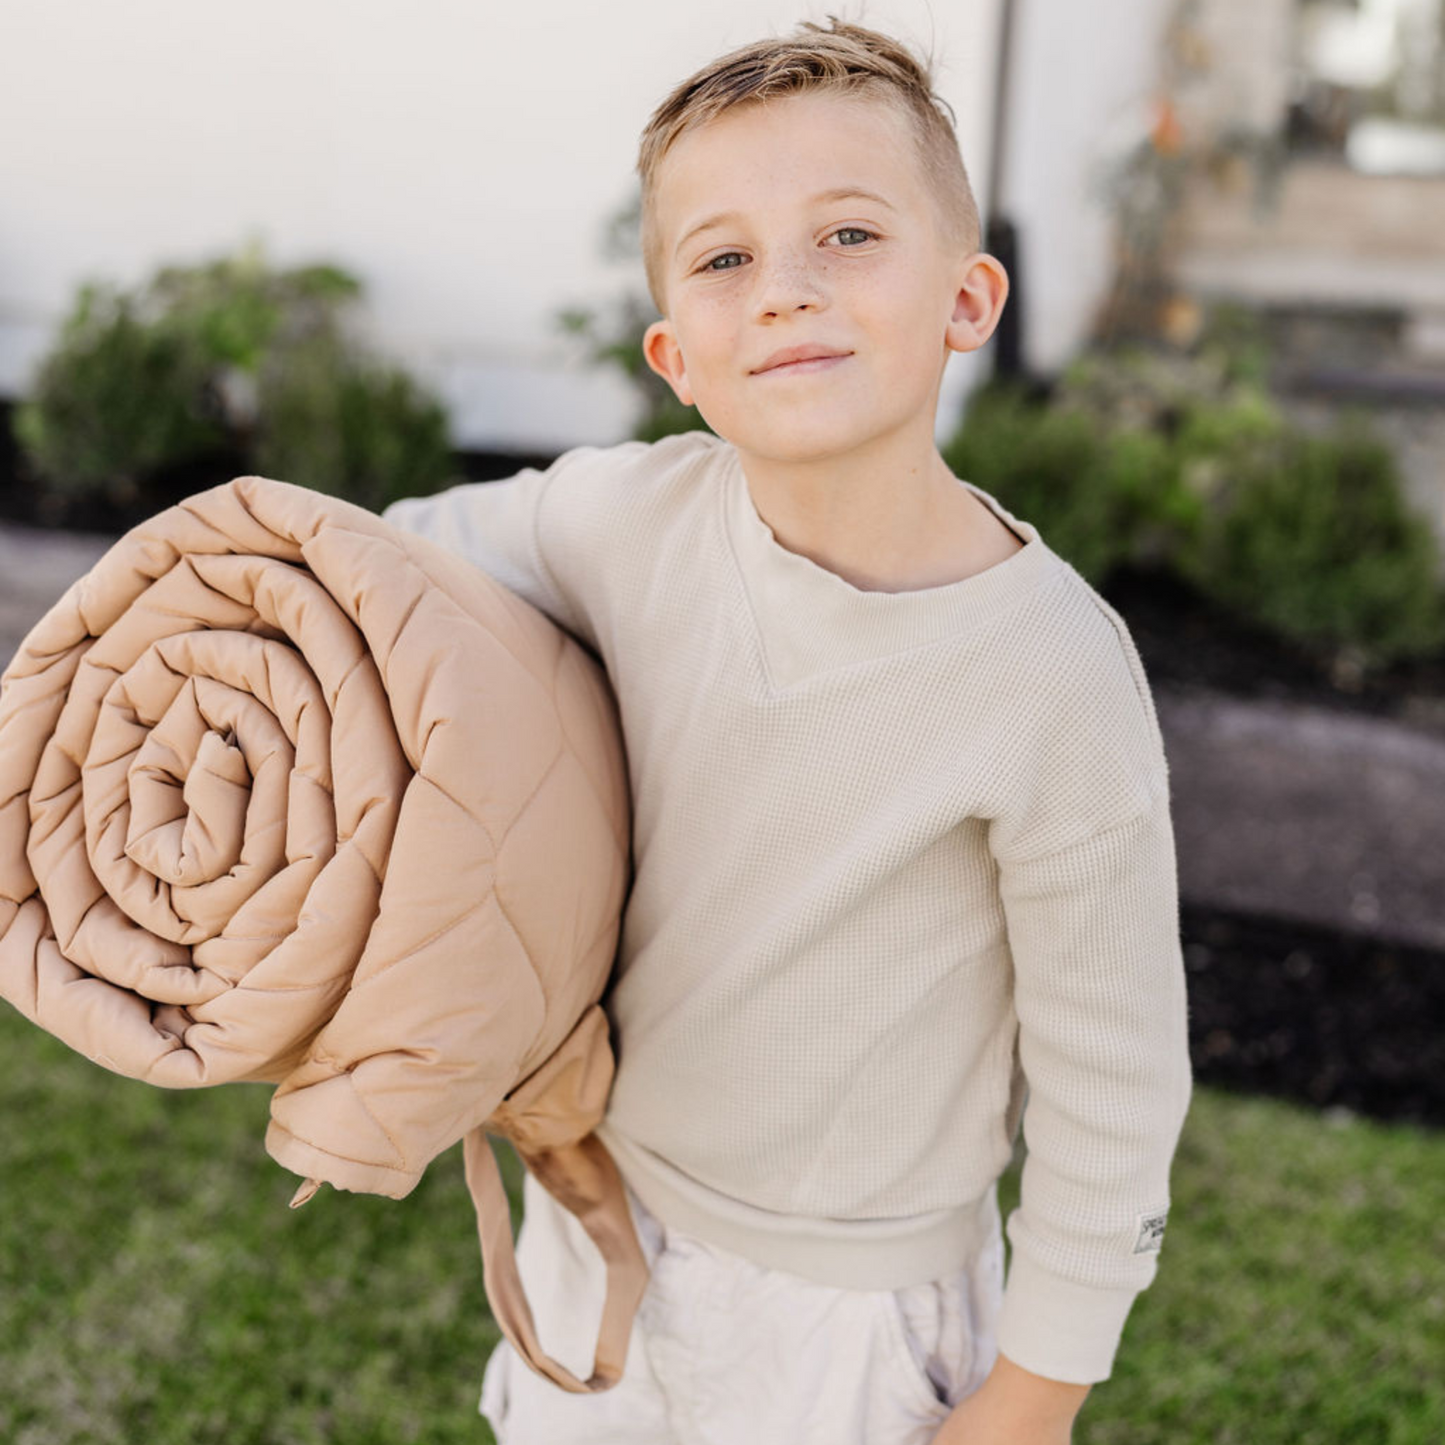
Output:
(985, 0), (1025, 381)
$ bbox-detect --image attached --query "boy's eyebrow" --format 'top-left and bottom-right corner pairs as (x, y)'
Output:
(672, 188), (899, 260)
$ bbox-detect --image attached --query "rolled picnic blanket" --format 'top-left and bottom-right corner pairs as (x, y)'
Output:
(0, 475), (646, 1393)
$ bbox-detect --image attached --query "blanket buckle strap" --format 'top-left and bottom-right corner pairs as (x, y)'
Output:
(463, 1004), (649, 1394)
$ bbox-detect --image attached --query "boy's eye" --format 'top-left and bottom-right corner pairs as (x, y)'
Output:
(695, 229), (874, 273)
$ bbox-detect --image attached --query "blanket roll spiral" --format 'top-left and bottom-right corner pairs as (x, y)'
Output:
(0, 475), (646, 1392)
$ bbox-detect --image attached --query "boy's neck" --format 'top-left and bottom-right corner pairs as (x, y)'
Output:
(737, 427), (1024, 594)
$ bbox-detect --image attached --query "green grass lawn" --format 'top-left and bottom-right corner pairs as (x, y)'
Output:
(1, 1007), (1441, 1444)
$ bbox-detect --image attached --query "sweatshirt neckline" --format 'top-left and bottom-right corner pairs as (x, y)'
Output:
(718, 441), (1063, 691)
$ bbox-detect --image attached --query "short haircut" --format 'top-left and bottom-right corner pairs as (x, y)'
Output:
(636, 16), (982, 312)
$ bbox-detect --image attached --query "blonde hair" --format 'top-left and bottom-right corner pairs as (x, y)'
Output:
(636, 17), (981, 312)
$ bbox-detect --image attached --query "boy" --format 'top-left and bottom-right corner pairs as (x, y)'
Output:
(384, 19), (1191, 1445)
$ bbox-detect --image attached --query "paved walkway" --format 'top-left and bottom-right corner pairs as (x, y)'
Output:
(0, 520), (113, 661)
(3, 521), (1442, 952)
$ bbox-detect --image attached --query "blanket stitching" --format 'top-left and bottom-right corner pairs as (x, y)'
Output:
(548, 645), (629, 862)
(387, 531), (568, 698)
(495, 743), (564, 854)
(324, 650), (368, 715)
(346, 893), (490, 989)
(411, 773), (498, 856)
(268, 1116), (414, 1174)
(384, 585), (427, 673)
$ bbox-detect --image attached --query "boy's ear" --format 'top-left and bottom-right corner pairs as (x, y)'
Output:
(643, 319), (695, 407)
(945, 253), (1011, 356)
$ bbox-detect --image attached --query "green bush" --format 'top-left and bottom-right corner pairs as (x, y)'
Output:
(1054, 316), (1271, 433)
(941, 383), (1200, 585)
(146, 247), (360, 373)
(941, 348), (1445, 672)
(254, 333), (454, 514)
(12, 283), (228, 507)
(13, 242), (457, 517)
(1172, 415), (1445, 670)
(555, 193), (710, 445)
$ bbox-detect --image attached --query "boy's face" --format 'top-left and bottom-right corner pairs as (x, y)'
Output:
(642, 90), (1005, 469)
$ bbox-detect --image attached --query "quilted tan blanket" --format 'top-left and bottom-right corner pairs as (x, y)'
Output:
(0, 475), (646, 1392)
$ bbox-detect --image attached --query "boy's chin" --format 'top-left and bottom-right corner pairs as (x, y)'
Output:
(728, 423), (902, 468)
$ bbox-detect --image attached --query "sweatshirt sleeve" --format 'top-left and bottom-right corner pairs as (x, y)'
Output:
(380, 444), (641, 649)
(988, 599), (1193, 1385)
(993, 790), (1192, 1383)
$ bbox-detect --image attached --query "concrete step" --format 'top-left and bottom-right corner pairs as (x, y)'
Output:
(0, 522), (113, 664)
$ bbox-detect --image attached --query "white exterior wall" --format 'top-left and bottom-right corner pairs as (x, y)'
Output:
(998, 0), (1177, 372)
(0, 0), (1167, 452)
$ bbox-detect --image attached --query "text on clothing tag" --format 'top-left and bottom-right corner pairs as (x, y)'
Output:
(1133, 1209), (1169, 1254)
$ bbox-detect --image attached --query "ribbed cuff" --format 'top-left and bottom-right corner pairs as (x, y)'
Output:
(995, 1251), (1141, 1384)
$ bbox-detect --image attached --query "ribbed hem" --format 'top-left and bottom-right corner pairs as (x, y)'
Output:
(264, 1120), (422, 1202)
(596, 1122), (998, 1291)
(995, 1250), (1141, 1384)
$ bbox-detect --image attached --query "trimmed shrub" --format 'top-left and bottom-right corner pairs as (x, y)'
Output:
(1172, 415), (1445, 671)
(942, 352), (1445, 673)
(941, 383), (1199, 585)
(12, 244), (456, 521)
(12, 283), (227, 509)
(254, 333), (454, 515)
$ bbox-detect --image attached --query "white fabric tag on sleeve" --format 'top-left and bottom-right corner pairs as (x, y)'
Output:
(1133, 1209), (1169, 1254)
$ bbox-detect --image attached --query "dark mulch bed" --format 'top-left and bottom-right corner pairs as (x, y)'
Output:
(5, 402), (1444, 1130)
(1101, 563), (1445, 741)
(1106, 572), (1445, 1131)
(1111, 573), (1445, 1132)
(1179, 902), (1445, 1128)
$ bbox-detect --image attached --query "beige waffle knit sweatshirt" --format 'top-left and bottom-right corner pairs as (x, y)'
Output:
(383, 429), (1192, 1385)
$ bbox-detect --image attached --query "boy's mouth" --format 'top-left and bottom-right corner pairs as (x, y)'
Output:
(750, 344), (853, 376)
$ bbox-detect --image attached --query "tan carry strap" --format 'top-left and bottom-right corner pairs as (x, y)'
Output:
(462, 1003), (650, 1394)
(463, 1127), (648, 1393)
(285, 1007), (647, 1392)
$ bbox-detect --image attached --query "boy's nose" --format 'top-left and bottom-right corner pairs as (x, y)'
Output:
(753, 254), (827, 320)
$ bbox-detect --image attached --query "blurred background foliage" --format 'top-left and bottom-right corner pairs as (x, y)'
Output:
(557, 294), (708, 446)
(12, 240), (457, 521)
(944, 330), (1445, 680)
(554, 195), (711, 446)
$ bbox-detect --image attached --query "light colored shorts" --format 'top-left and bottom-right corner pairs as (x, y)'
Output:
(479, 1171), (1005, 1445)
